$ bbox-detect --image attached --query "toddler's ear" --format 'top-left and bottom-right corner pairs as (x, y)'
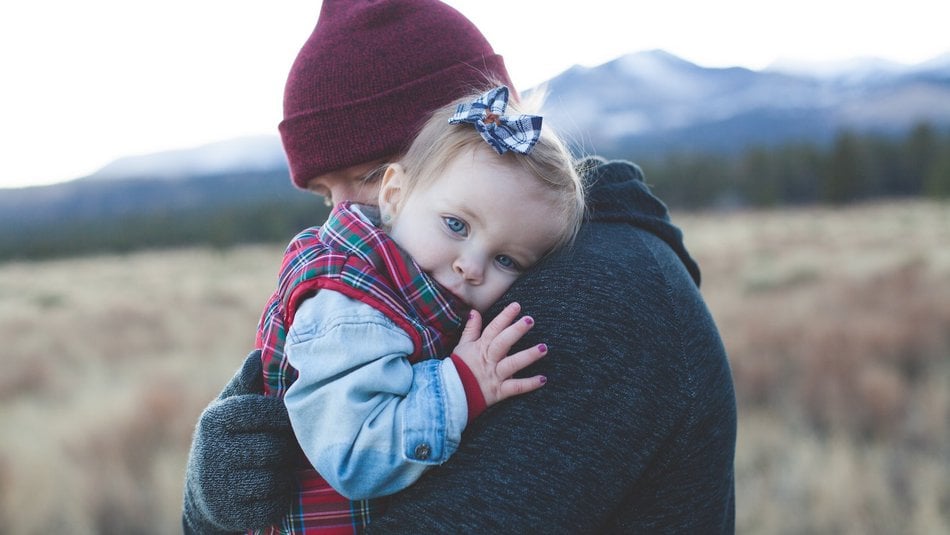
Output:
(378, 164), (405, 218)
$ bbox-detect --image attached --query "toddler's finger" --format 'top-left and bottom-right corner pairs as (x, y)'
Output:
(496, 343), (548, 378)
(480, 302), (522, 340)
(457, 309), (482, 344)
(498, 375), (547, 401)
(486, 314), (535, 359)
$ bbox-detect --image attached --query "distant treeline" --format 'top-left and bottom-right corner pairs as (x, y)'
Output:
(636, 122), (950, 209)
(0, 170), (333, 263)
(3, 123), (948, 263)
(2, 198), (331, 263)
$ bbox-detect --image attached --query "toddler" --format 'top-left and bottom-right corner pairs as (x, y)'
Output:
(254, 86), (585, 533)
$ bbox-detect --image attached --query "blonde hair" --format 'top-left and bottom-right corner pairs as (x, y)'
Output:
(394, 88), (585, 253)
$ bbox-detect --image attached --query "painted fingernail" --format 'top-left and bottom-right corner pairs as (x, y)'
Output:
(537, 343), (548, 353)
(468, 310), (475, 320)
(523, 316), (534, 325)
(539, 376), (547, 384)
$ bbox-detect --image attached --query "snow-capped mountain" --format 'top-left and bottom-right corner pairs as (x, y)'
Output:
(765, 56), (910, 80)
(539, 49), (950, 157)
(53, 48), (950, 184)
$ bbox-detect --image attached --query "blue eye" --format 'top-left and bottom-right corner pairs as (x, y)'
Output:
(443, 216), (467, 236)
(495, 254), (521, 272)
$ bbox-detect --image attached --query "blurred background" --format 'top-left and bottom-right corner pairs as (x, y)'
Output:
(1, 1), (948, 533)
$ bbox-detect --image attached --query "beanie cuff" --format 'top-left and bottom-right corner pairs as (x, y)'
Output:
(279, 54), (509, 189)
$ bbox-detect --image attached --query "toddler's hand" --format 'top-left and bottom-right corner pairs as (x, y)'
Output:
(452, 302), (548, 408)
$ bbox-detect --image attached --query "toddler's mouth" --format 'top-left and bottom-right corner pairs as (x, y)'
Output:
(445, 286), (471, 309)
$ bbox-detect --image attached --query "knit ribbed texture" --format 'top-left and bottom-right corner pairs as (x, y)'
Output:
(279, 0), (513, 188)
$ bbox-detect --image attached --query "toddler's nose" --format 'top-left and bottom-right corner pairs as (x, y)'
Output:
(453, 257), (483, 284)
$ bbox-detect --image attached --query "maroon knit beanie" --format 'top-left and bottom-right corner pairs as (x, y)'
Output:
(279, 0), (514, 189)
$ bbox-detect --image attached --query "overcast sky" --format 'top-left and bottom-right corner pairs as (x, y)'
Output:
(1, 0), (946, 189)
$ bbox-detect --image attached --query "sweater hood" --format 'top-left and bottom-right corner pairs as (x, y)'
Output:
(579, 156), (701, 286)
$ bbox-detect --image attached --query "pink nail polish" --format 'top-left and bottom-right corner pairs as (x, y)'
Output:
(539, 376), (547, 384)
(523, 316), (534, 325)
(538, 343), (548, 353)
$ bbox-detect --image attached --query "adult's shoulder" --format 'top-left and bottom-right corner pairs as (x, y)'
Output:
(532, 218), (695, 308)
(573, 154), (701, 285)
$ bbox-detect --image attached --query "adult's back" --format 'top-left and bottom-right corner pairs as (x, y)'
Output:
(368, 157), (736, 533)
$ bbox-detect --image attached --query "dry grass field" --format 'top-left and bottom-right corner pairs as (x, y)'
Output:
(1, 200), (947, 534)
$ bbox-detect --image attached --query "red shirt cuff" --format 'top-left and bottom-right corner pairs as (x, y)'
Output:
(450, 354), (487, 422)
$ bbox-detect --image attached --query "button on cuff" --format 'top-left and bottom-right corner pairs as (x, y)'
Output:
(413, 443), (431, 460)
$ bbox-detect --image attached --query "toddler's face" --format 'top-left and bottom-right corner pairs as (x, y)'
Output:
(380, 146), (563, 313)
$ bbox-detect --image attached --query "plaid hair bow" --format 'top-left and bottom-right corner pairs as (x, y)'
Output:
(448, 86), (542, 155)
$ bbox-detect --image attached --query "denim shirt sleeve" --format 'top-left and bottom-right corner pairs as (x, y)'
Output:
(283, 290), (468, 500)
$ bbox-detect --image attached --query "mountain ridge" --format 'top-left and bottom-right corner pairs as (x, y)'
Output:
(2, 48), (947, 261)
(541, 49), (950, 158)
(7, 48), (948, 190)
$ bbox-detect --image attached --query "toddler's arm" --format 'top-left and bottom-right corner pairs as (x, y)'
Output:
(283, 290), (470, 500)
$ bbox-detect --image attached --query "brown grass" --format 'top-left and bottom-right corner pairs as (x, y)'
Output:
(679, 200), (950, 534)
(1, 201), (948, 533)
(0, 247), (277, 534)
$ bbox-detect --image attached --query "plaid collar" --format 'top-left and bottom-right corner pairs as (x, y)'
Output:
(319, 201), (467, 346)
